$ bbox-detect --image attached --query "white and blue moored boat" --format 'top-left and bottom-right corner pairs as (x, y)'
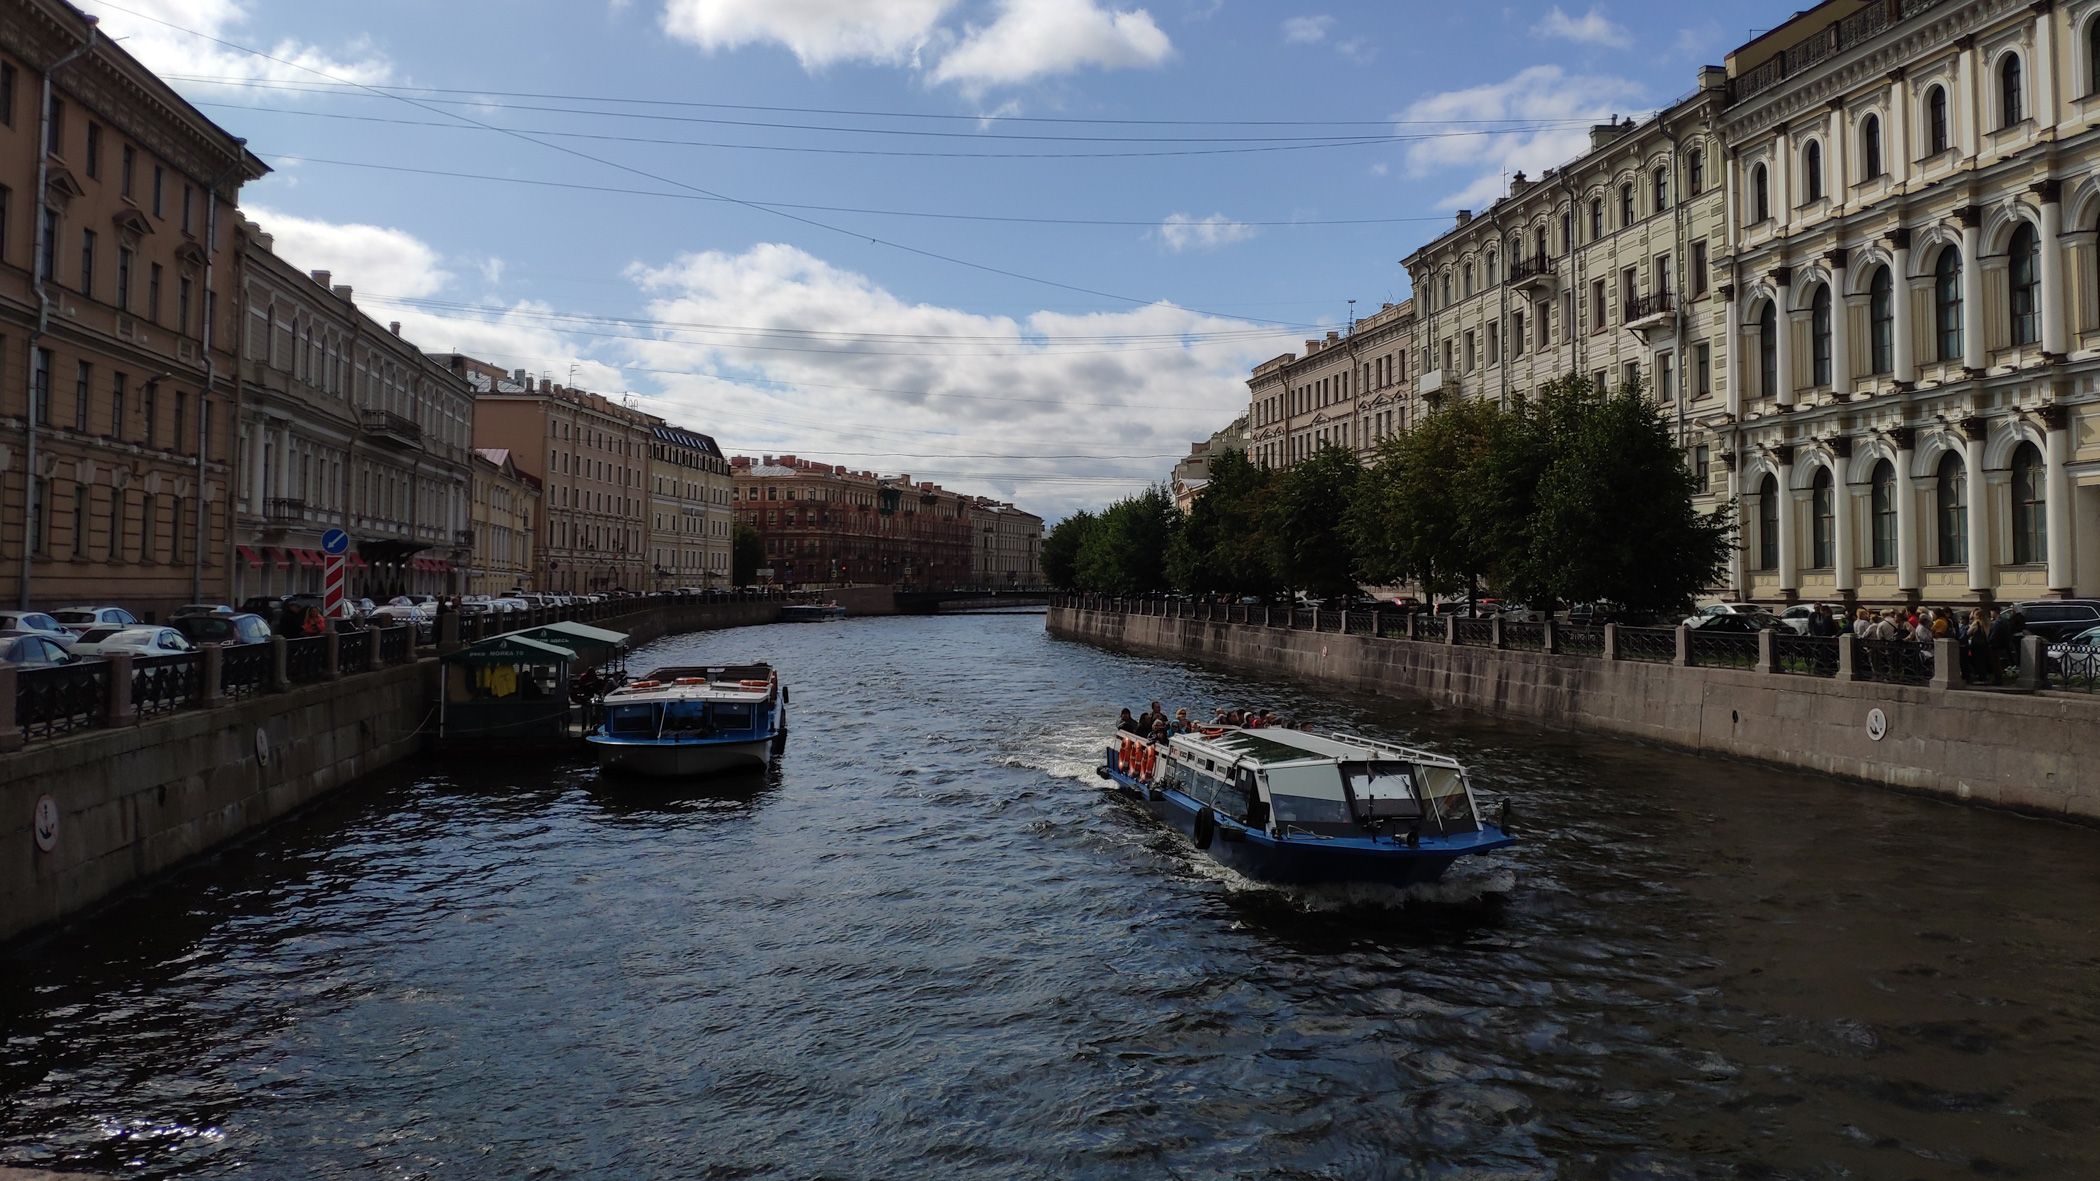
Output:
(588, 663), (786, 777)
(1098, 726), (1514, 886)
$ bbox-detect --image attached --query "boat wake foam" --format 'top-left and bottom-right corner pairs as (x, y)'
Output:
(1182, 854), (1517, 913)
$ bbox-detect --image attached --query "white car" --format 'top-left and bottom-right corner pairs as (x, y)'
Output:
(2046, 624), (2100, 680)
(70, 625), (196, 658)
(491, 597), (529, 615)
(52, 605), (141, 636)
(1682, 602), (1765, 628)
(0, 611), (78, 649)
(1775, 604), (1817, 635)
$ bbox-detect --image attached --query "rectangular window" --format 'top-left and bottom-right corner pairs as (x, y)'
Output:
(121, 145), (135, 197)
(116, 246), (132, 311)
(142, 381), (155, 447)
(1590, 279), (1607, 333)
(46, 95), (62, 155)
(152, 165), (165, 217)
(1536, 301), (1551, 349)
(31, 347), (52, 425)
(1658, 351), (1675, 401)
(0, 185), (8, 263)
(1463, 329), (1476, 372)
(1693, 445), (1710, 492)
(1512, 310), (1526, 358)
(1620, 267), (1637, 322)
(1623, 361), (1640, 391)
(174, 391), (187, 454)
(77, 228), (93, 297)
(1695, 342), (1712, 396)
(84, 121), (100, 178)
(74, 361), (90, 431)
(178, 276), (193, 336)
(107, 488), (122, 560)
(0, 62), (14, 128)
(27, 476), (44, 555)
(148, 262), (162, 321)
(1653, 253), (1671, 296)
(111, 372), (125, 439)
(1486, 321), (1500, 365)
(1690, 241), (1709, 297)
(182, 185), (194, 234)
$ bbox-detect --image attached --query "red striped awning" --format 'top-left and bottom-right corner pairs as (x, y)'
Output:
(412, 558), (434, 572)
(267, 547), (293, 569)
(350, 553), (368, 570)
(236, 545), (263, 568)
(294, 550), (318, 568)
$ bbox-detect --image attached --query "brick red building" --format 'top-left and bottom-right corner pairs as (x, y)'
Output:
(732, 455), (976, 587)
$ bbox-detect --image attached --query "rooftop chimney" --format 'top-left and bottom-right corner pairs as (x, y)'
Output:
(1455, 209), (1472, 227)
(512, 368), (528, 385)
(1325, 330), (1340, 344)
(1589, 115), (1632, 150)
(331, 285), (353, 302)
(388, 321), (401, 336)
(310, 269), (331, 288)
(1305, 339), (1321, 353)
(1510, 170), (1533, 196)
(1698, 65), (1726, 92)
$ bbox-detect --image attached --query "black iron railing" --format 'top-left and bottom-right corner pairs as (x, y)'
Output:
(2049, 643), (2100, 692)
(377, 626), (410, 665)
(284, 636), (329, 684)
(1558, 627), (1605, 657)
(1625, 292), (1674, 322)
(1687, 630), (1758, 669)
(1503, 622), (1546, 651)
(1617, 627), (1678, 663)
(1774, 633), (1839, 678)
(18, 662), (111, 738)
(1508, 254), (1554, 284)
(1856, 639), (1931, 685)
(132, 652), (204, 718)
(222, 643), (272, 698)
(1455, 619), (1495, 647)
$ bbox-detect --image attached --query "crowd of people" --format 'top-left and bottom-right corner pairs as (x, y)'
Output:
(1794, 603), (2028, 683)
(1115, 699), (1311, 743)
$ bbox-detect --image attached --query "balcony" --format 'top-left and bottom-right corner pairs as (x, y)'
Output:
(264, 497), (306, 526)
(360, 409), (422, 448)
(1507, 254), (1555, 292)
(1624, 292), (1675, 340)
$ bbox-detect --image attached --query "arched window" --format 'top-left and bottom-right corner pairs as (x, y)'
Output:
(2009, 222), (2039, 345)
(1937, 452), (1967, 565)
(1619, 183), (1635, 227)
(1486, 251), (1498, 286)
(1590, 198), (1604, 240)
(1869, 266), (1895, 374)
(1758, 474), (1780, 571)
(1804, 140), (1824, 201)
(2089, 17), (2100, 97)
(1934, 248), (1963, 362)
(1653, 167), (1669, 213)
(1757, 302), (1779, 397)
(1811, 285), (1833, 385)
(1751, 163), (1770, 222)
(1441, 270), (1452, 304)
(1688, 147), (1706, 195)
(1861, 113), (1883, 178)
(1927, 85), (1950, 153)
(1812, 468), (1835, 568)
(1559, 208), (1571, 253)
(1534, 226), (1547, 262)
(2000, 52), (2024, 127)
(2011, 441), (2046, 563)
(1870, 461), (1898, 567)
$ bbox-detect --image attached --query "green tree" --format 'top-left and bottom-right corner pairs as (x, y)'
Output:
(1265, 443), (1363, 598)
(1166, 449), (1279, 595)
(731, 522), (765, 587)
(1350, 398), (1501, 601)
(1527, 383), (1736, 614)
(1042, 511), (1096, 590)
(1077, 485), (1179, 594)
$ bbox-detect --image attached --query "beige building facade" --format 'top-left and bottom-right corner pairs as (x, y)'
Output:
(233, 225), (476, 604)
(467, 447), (536, 596)
(1169, 414), (1248, 513)
(1246, 299), (1414, 471)
(0, 0), (267, 618)
(969, 498), (1044, 586)
(647, 423), (731, 590)
(1718, 0), (2100, 605)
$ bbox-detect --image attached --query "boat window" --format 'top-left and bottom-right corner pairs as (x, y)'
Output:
(663, 701), (711, 733)
(709, 703), (755, 732)
(1415, 765), (1477, 830)
(1342, 762), (1422, 822)
(606, 703), (661, 736)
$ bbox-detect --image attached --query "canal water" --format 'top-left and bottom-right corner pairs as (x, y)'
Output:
(4, 613), (2098, 1179)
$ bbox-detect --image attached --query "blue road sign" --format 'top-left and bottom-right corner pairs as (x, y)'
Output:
(321, 528), (351, 556)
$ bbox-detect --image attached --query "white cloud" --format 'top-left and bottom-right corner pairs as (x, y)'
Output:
(1396, 65), (1647, 207)
(1335, 36), (1375, 63)
(1157, 213), (1256, 253)
(621, 244), (1289, 519)
(75, 0), (393, 93)
(930, 0), (1173, 92)
(1534, 4), (1631, 49)
(1281, 14), (1333, 43)
(657, 0), (957, 69)
(241, 205), (451, 298)
(1368, 161), (1389, 177)
(659, 0), (1171, 91)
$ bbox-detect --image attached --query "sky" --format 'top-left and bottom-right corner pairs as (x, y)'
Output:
(77, 0), (1802, 521)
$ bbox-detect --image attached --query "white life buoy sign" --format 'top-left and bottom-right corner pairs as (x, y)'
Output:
(33, 794), (59, 853)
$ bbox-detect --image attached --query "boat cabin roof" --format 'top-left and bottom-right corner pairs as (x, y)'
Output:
(1174, 726), (1464, 772)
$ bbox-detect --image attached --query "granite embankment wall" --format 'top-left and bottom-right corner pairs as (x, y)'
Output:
(2, 600), (785, 945)
(1049, 606), (2100, 822)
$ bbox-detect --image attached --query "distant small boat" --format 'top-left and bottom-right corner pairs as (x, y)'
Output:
(1098, 725), (1514, 886)
(781, 602), (847, 622)
(587, 663), (786, 777)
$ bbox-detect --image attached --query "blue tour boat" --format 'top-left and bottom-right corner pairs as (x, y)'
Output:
(1097, 726), (1514, 886)
(588, 663), (787, 777)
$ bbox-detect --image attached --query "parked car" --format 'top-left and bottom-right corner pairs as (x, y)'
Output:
(2013, 599), (2100, 643)
(1683, 602), (1766, 628)
(70, 626), (196, 657)
(52, 605), (140, 635)
(1775, 604), (1817, 635)
(1565, 602), (1622, 628)
(169, 612), (274, 647)
(0, 630), (81, 668)
(170, 603), (235, 618)
(2044, 624), (2100, 679)
(0, 611), (78, 649)
(1688, 610), (1787, 633)
(491, 597), (529, 615)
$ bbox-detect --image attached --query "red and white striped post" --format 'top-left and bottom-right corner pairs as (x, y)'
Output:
(321, 528), (352, 621)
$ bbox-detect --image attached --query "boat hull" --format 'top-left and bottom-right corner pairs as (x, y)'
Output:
(589, 735), (776, 777)
(1102, 763), (1511, 887)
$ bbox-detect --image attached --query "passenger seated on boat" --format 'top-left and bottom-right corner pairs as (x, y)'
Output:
(1148, 719), (1170, 743)
(1117, 708), (1143, 735)
(1172, 709), (1194, 733)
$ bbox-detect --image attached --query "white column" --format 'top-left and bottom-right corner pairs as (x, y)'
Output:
(1961, 215), (1985, 371)
(1889, 72), (1911, 186)
(2040, 185), (2067, 356)
(1965, 427), (1991, 593)
(2035, 4), (2059, 128)
(1827, 106), (1848, 204)
(1724, 293), (1743, 416)
(1829, 257), (1852, 394)
(248, 425), (266, 510)
(1777, 458), (1799, 592)
(1895, 439), (1920, 593)
(1727, 463), (1745, 594)
(1834, 468), (1857, 594)
(1892, 239), (1916, 384)
(2046, 413), (2074, 591)
(1773, 128), (1793, 229)
(1958, 43), (1979, 157)
(1775, 297), (1797, 408)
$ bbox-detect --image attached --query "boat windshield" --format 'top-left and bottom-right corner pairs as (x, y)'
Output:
(663, 701), (714, 734)
(710, 702), (756, 735)
(605, 702), (662, 736)
(1340, 762), (1422, 822)
(1264, 764), (1354, 835)
(1415, 765), (1477, 831)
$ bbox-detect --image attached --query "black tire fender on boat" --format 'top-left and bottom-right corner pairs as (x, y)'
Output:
(1193, 806), (1216, 850)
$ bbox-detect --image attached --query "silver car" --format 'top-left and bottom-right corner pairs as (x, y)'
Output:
(0, 611), (78, 649)
(52, 605), (140, 636)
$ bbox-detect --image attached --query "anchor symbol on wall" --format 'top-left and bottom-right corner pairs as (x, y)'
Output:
(33, 795), (59, 853)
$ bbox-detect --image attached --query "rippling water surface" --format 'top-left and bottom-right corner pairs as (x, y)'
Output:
(4, 613), (2099, 1179)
